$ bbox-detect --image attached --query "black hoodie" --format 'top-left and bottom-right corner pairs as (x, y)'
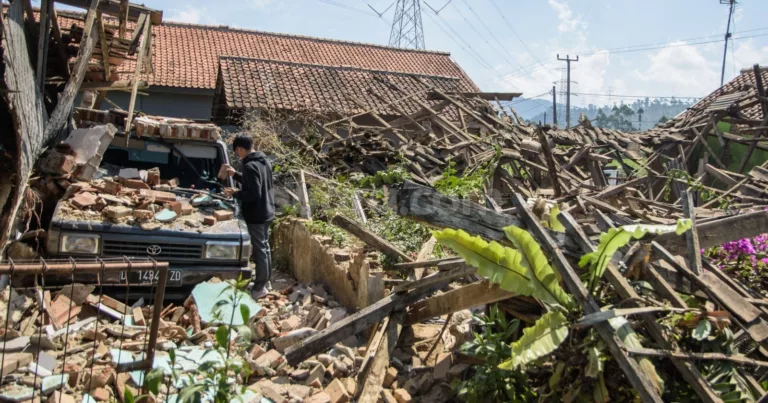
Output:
(233, 151), (275, 224)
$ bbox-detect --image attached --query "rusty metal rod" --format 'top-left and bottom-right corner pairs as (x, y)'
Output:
(145, 263), (167, 374)
(0, 261), (168, 274)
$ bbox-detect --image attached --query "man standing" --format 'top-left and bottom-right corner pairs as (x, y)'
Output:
(223, 134), (274, 299)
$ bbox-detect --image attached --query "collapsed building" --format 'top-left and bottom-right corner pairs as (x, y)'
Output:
(5, 0), (768, 402)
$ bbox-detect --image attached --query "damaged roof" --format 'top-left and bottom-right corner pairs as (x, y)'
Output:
(214, 56), (473, 116)
(54, 10), (479, 93)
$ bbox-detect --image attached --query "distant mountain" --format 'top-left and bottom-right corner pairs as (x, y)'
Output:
(503, 97), (696, 131)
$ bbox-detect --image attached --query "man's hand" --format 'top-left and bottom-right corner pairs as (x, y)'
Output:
(223, 187), (237, 197)
(222, 164), (236, 177)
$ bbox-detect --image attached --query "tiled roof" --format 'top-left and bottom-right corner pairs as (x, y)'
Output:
(215, 56), (471, 115)
(54, 11), (478, 92)
(671, 67), (768, 126)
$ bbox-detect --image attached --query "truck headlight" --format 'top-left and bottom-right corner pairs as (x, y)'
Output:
(205, 241), (240, 260)
(60, 233), (101, 255)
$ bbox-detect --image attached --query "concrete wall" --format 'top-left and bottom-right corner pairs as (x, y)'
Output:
(99, 86), (215, 121)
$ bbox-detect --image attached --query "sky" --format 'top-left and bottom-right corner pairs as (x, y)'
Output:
(56, 0), (768, 107)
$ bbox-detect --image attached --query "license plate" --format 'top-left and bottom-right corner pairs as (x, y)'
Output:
(118, 270), (182, 285)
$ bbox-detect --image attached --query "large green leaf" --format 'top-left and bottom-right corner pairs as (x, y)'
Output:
(548, 204), (566, 233)
(504, 226), (572, 309)
(498, 311), (569, 370)
(433, 228), (572, 309)
(609, 317), (664, 395)
(579, 219), (692, 293)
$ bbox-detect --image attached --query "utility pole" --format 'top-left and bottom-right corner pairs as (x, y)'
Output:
(557, 54), (578, 129)
(638, 109), (643, 131)
(552, 85), (558, 126)
(720, 0), (737, 86)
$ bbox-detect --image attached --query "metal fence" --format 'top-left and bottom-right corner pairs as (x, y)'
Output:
(0, 257), (168, 400)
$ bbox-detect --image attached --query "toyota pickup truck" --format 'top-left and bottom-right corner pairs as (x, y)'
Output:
(45, 131), (251, 289)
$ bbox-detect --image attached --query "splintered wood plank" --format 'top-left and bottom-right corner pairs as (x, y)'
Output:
(332, 214), (412, 263)
(680, 191), (703, 275)
(699, 271), (761, 324)
(511, 194), (663, 403)
(356, 312), (404, 402)
(560, 212), (719, 402)
(283, 277), (451, 365)
(537, 128), (562, 197)
(655, 210), (768, 256)
(406, 281), (514, 325)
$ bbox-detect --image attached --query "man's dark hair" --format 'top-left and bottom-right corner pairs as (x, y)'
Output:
(232, 134), (254, 151)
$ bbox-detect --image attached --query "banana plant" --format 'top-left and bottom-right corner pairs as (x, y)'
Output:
(578, 219), (692, 293)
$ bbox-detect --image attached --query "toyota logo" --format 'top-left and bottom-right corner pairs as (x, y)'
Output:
(146, 245), (162, 255)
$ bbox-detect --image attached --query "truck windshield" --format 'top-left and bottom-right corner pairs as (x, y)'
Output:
(100, 137), (225, 191)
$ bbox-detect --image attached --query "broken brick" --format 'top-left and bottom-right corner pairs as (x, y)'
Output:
(146, 168), (161, 186)
(203, 216), (217, 226)
(249, 344), (266, 360)
(380, 390), (398, 403)
(213, 210), (233, 221)
(71, 192), (98, 209)
(254, 349), (284, 369)
(121, 179), (150, 190)
(280, 315), (301, 332)
(393, 389), (412, 403)
(39, 152), (76, 175)
(181, 202), (193, 215)
(339, 378), (356, 397)
(132, 209), (153, 221)
(169, 201), (183, 215)
(325, 379), (350, 403)
(139, 189), (177, 203)
(90, 387), (110, 401)
(384, 367), (398, 388)
(305, 392), (331, 403)
(104, 205), (133, 219)
(133, 307), (146, 326)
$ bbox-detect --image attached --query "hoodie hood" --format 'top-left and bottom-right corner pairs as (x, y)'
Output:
(244, 151), (267, 163)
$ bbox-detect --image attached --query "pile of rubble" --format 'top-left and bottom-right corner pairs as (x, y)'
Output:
(0, 274), (469, 403)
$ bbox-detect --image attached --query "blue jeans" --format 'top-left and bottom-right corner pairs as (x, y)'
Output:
(246, 222), (272, 290)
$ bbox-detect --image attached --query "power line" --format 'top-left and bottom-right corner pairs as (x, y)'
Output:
(572, 92), (702, 100)
(507, 91), (552, 106)
(315, 0), (381, 17)
(455, 0), (527, 75)
(489, 0), (553, 75)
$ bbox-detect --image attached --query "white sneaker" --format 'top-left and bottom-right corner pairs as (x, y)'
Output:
(250, 286), (269, 300)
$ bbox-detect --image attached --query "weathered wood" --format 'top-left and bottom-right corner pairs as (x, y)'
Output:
(0, 1), (47, 255)
(44, 0), (99, 140)
(626, 347), (768, 368)
(680, 191), (703, 275)
(593, 176), (646, 200)
(654, 210), (768, 256)
(332, 215), (412, 263)
(574, 307), (689, 329)
(393, 257), (461, 270)
(426, 91), (522, 101)
(297, 170), (312, 220)
(406, 281), (514, 325)
(36, 0), (51, 91)
(283, 277), (451, 365)
(97, 12), (111, 82)
(704, 164), (739, 187)
(739, 64), (768, 173)
(391, 180), (522, 243)
(561, 146), (590, 171)
(393, 263), (475, 293)
(560, 210), (720, 402)
(123, 12), (150, 138)
(49, 4), (69, 76)
(512, 194), (663, 403)
(538, 128), (562, 197)
(356, 312), (403, 401)
(57, 0), (163, 25)
(581, 195), (630, 217)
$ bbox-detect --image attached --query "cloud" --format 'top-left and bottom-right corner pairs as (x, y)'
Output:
(252, 0), (276, 8)
(631, 42), (719, 97)
(548, 0), (587, 34)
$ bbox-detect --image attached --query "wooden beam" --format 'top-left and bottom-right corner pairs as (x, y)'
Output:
(56, 0), (163, 25)
(391, 180), (522, 243)
(283, 276), (452, 365)
(406, 281), (514, 325)
(654, 210), (768, 256)
(96, 12), (110, 81)
(43, 0), (99, 141)
(512, 194), (664, 403)
(739, 64), (768, 173)
(426, 91), (522, 101)
(393, 263), (475, 293)
(297, 170), (311, 220)
(704, 164), (739, 187)
(538, 128), (562, 197)
(36, 0), (51, 91)
(331, 215), (412, 263)
(627, 347), (768, 368)
(393, 257), (461, 270)
(79, 80), (148, 91)
(123, 12), (150, 140)
(680, 191), (703, 275)
(49, 4), (69, 76)
(356, 313), (404, 401)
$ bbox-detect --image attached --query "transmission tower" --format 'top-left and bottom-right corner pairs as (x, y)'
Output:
(389, 0), (426, 49)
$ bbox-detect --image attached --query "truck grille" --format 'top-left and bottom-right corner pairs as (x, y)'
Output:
(102, 240), (203, 260)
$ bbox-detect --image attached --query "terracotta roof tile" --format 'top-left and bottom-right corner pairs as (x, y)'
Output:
(216, 56), (470, 116)
(674, 67), (768, 124)
(53, 10), (478, 92)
